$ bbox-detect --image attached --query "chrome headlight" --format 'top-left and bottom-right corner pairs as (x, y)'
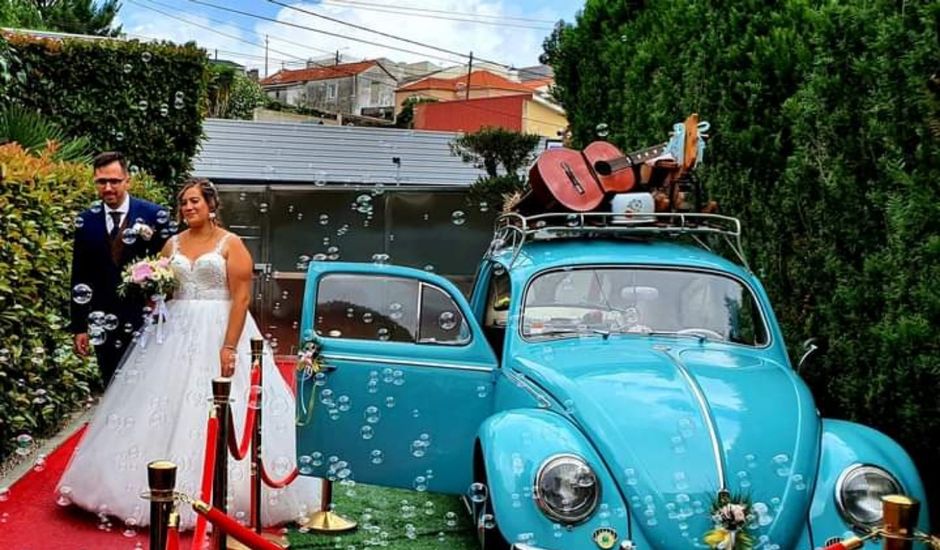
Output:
(835, 464), (902, 527)
(534, 454), (600, 524)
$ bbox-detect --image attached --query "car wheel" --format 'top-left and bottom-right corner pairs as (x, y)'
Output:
(474, 464), (511, 550)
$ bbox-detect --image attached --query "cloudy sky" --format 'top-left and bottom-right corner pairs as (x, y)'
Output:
(117, 0), (582, 77)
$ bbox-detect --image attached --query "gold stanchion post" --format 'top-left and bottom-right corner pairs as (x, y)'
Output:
(882, 495), (920, 550)
(147, 460), (177, 550)
(212, 377), (232, 550)
(246, 338), (289, 548)
(301, 479), (357, 533)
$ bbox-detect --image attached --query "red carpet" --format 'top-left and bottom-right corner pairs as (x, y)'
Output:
(0, 359), (298, 549)
(0, 424), (189, 549)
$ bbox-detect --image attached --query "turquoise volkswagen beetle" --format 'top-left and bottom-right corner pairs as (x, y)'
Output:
(296, 212), (930, 549)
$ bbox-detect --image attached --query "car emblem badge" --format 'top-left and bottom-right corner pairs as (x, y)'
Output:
(592, 527), (618, 549)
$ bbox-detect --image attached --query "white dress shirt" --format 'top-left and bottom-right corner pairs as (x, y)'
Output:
(104, 193), (130, 234)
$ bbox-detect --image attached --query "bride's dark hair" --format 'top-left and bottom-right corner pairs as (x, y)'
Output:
(177, 178), (223, 225)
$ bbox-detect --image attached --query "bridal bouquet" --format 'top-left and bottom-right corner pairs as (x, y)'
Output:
(118, 255), (177, 297)
(118, 256), (177, 345)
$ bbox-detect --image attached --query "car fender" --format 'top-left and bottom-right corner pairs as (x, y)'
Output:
(476, 409), (631, 549)
(810, 419), (930, 540)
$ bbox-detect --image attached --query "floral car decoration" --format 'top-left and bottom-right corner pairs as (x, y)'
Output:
(294, 211), (930, 550)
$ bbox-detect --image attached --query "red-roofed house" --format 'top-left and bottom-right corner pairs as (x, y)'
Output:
(261, 59), (398, 120)
(396, 69), (567, 138)
(394, 70), (534, 113)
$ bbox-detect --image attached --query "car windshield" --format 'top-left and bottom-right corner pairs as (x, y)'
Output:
(522, 267), (768, 346)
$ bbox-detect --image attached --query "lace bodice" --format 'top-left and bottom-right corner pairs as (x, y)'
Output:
(170, 234), (231, 300)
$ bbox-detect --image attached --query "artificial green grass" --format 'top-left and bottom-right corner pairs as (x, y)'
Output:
(287, 483), (479, 549)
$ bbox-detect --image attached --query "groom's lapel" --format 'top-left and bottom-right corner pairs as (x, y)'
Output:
(117, 196), (140, 265)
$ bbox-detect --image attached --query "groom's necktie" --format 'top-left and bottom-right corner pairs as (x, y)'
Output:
(108, 211), (123, 241)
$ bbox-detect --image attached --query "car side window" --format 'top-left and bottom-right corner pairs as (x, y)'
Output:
(418, 284), (470, 345)
(315, 274), (418, 342)
(484, 266), (511, 328)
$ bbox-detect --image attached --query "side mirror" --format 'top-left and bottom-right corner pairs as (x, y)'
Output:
(797, 337), (821, 373)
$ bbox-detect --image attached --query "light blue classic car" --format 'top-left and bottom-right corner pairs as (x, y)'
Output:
(296, 212), (930, 549)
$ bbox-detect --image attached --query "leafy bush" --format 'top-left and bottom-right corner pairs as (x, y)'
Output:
(547, 0), (940, 513)
(1, 32), (208, 184)
(0, 144), (168, 460)
(0, 104), (92, 162)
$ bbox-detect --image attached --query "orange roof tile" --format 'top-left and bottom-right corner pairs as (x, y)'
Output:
(397, 70), (532, 93)
(260, 60), (379, 86)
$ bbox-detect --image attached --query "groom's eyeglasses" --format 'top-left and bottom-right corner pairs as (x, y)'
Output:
(94, 178), (126, 187)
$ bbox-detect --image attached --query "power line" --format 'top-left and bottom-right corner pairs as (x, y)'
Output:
(124, 0), (566, 128)
(266, 0), (470, 60)
(135, 0), (440, 80)
(263, 0), (551, 81)
(129, 0), (308, 63)
(319, 0), (558, 25)
(307, 0), (554, 30)
(188, 0), (470, 66)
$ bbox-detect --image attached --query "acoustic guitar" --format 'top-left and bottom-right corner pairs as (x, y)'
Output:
(526, 147), (606, 212)
(522, 114), (710, 213)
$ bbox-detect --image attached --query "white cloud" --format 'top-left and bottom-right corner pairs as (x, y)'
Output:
(121, 0), (566, 76)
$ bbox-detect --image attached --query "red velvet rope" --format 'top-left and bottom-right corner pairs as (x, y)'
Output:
(191, 415), (219, 550)
(165, 523), (180, 550)
(193, 502), (284, 550)
(260, 463), (299, 489)
(822, 544), (848, 550)
(227, 366), (261, 460)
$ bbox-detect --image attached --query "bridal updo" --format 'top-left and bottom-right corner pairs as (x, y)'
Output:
(177, 178), (223, 226)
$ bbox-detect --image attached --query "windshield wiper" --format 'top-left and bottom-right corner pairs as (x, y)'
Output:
(532, 327), (611, 340)
(606, 326), (714, 343)
(642, 330), (710, 343)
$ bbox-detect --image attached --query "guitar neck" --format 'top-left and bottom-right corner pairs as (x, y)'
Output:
(595, 142), (667, 175)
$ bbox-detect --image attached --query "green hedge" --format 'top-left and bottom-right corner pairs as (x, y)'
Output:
(547, 0), (939, 513)
(0, 144), (169, 461)
(1, 32), (208, 184)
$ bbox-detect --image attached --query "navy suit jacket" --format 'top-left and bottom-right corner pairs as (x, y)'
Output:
(69, 196), (169, 334)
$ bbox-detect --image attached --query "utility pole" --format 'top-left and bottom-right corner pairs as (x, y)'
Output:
(214, 48), (218, 61)
(465, 51), (473, 100)
(264, 35), (269, 78)
(335, 50), (340, 65)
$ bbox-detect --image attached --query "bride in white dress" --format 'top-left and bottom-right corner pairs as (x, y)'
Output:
(57, 179), (319, 529)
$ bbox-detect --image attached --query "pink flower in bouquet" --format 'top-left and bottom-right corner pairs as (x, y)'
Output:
(131, 262), (154, 284)
(156, 257), (171, 269)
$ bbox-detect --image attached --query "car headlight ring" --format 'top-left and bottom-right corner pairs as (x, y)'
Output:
(835, 464), (903, 527)
(533, 454), (600, 524)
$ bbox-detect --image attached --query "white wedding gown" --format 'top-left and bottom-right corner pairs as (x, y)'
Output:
(57, 234), (320, 530)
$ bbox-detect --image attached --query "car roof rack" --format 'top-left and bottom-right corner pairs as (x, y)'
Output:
(488, 211), (750, 271)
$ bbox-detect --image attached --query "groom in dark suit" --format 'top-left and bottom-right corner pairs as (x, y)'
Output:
(69, 152), (169, 388)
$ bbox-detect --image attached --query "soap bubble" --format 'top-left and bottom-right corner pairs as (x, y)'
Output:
(468, 482), (488, 503)
(15, 433), (34, 456)
(121, 228), (138, 245)
(72, 284), (93, 304)
(451, 210), (466, 225)
(438, 311), (457, 331)
(595, 122), (610, 138)
(141, 51), (152, 63)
